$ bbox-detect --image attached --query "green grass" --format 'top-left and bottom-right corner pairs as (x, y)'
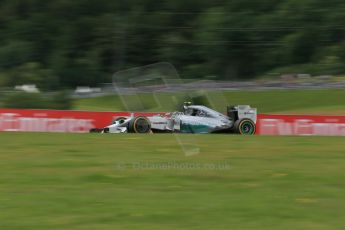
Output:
(0, 133), (344, 229)
(73, 89), (345, 115)
(73, 95), (125, 111)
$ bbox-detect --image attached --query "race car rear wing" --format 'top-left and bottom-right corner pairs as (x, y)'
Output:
(227, 105), (257, 123)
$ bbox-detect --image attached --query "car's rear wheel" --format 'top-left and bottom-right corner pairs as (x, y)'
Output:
(234, 119), (256, 135)
(128, 116), (151, 133)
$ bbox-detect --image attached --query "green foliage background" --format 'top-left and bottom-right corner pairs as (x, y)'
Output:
(0, 0), (344, 89)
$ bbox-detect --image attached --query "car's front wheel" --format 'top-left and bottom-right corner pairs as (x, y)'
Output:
(89, 128), (104, 133)
(128, 116), (151, 133)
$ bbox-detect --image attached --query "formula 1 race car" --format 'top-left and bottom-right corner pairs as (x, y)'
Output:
(90, 103), (257, 135)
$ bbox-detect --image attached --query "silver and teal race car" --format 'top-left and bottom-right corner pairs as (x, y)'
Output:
(90, 103), (257, 135)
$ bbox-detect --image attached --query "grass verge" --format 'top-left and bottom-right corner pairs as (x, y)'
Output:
(0, 133), (344, 229)
(73, 89), (345, 115)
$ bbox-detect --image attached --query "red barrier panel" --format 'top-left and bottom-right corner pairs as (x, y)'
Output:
(257, 114), (345, 136)
(0, 109), (163, 133)
(0, 109), (344, 136)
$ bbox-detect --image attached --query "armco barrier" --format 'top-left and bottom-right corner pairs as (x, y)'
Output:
(0, 109), (344, 136)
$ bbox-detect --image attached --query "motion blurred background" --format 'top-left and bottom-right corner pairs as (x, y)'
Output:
(0, 0), (344, 111)
(1, 2), (345, 229)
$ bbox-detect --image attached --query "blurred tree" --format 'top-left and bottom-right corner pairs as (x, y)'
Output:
(0, 40), (33, 68)
(5, 62), (58, 90)
(0, 0), (344, 89)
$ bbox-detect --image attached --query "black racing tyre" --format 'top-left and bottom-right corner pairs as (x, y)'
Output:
(128, 116), (151, 133)
(89, 128), (104, 133)
(234, 119), (256, 135)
